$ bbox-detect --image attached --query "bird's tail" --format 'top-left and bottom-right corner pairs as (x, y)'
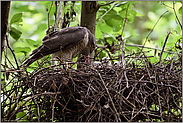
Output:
(21, 45), (45, 67)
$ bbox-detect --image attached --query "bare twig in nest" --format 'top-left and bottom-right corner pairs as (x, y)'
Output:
(2, 40), (182, 122)
(159, 30), (171, 67)
(94, 68), (122, 122)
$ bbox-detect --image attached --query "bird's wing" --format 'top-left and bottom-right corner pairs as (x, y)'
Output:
(21, 27), (88, 67)
(42, 27), (88, 51)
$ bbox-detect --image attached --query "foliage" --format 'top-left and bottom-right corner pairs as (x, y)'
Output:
(2, 1), (182, 65)
(1, 1), (182, 122)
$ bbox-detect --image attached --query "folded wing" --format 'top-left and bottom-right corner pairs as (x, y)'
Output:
(21, 27), (89, 67)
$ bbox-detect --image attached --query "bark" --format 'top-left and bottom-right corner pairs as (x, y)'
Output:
(1, 1), (11, 61)
(77, 1), (99, 68)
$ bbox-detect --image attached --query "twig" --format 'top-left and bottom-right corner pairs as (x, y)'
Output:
(121, 3), (130, 42)
(143, 10), (169, 49)
(52, 1), (62, 66)
(52, 78), (62, 122)
(159, 30), (171, 67)
(97, 2), (115, 24)
(5, 35), (20, 71)
(9, 92), (62, 121)
(2, 54), (16, 69)
(172, 2), (182, 30)
(59, 1), (63, 28)
(47, 2), (54, 30)
(99, 1), (115, 7)
(122, 39), (128, 88)
(54, 1), (62, 30)
(125, 43), (181, 55)
(160, 2), (182, 29)
(7, 83), (29, 121)
(30, 62), (75, 79)
(94, 68), (122, 122)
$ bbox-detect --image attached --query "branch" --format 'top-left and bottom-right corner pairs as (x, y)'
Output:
(54, 1), (62, 30)
(94, 68), (122, 122)
(9, 92), (62, 121)
(99, 1), (115, 7)
(5, 35), (20, 71)
(121, 3), (130, 42)
(143, 10), (169, 49)
(97, 2), (115, 24)
(173, 2), (182, 30)
(122, 39), (129, 88)
(53, 1), (62, 65)
(159, 30), (171, 66)
(47, 2), (54, 30)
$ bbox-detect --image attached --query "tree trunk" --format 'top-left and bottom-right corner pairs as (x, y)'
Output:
(1, 1), (11, 61)
(77, 1), (99, 68)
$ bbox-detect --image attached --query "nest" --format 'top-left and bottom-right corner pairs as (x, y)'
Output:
(1, 50), (182, 122)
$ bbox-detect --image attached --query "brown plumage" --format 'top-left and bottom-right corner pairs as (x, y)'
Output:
(21, 27), (96, 67)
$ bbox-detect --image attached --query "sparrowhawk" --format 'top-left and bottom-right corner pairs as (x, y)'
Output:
(21, 26), (96, 67)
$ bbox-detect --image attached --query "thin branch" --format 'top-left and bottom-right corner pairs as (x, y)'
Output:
(173, 2), (182, 30)
(5, 35), (20, 71)
(122, 39), (128, 88)
(59, 1), (63, 28)
(121, 3), (130, 42)
(99, 1), (115, 7)
(142, 10), (169, 49)
(94, 68), (122, 122)
(9, 92), (62, 121)
(159, 30), (171, 66)
(54, 1), (62, 30)
(125, 43), (181, 55)
(52, 1), (62, 66)
(97, 2), (115, 24)
(47, 2), (54, 30)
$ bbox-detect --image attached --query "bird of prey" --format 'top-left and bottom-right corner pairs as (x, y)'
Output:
(21, 26), (96, 67)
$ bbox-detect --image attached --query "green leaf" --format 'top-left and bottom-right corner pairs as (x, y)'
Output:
(99, 51), (107, 58)
(95, 25), (103, 39)
(103, 9), (123, 20)
(16, 112), (27, 119)
(26, 39), (39, 47)
(127, 24), (134, 36)
(178, 6), (182, 14)
(10, 13), (23, 24)
(10, 27), (22, 40)
(14, 47), (31, 54)
(105, 19), (122, 32)
(99, 23), (113, 34)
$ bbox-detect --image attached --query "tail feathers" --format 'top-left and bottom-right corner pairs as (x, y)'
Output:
(21, 54), (42, 67)
(21, 45), (45, 67)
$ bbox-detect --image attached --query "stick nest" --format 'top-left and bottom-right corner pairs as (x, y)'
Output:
(1, 51), (182, 122)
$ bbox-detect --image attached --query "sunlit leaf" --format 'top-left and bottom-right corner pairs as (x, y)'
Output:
(95, 25), (103, 39)
(26, 39), (39, 47)
(10, 27), (22, 40)
(105, 19), (122, 32)
(99, 23), (113, 34)
(178, 6), (182, 14)
(14, 47), (31, 54)
(103, 9), (123, 20)
(10, 13), (23, 24)
(16, 112), (27, 118)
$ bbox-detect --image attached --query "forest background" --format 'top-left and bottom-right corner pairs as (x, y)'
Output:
(1, 1), (182, 122)
(2, 1), (182, 67)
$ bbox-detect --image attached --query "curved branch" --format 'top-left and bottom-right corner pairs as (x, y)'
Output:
(173, 2), (182, 30)
(5, 35), (20, 71)
(99, 1), (115, 7)
(142, 10), (169, 49)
